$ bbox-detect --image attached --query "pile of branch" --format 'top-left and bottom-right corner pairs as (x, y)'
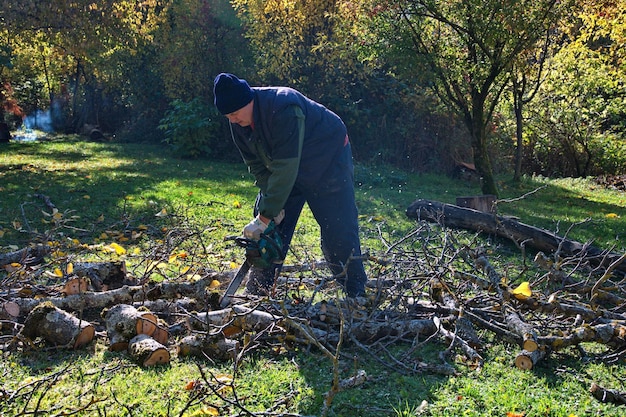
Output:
(2, 198), (626, 408)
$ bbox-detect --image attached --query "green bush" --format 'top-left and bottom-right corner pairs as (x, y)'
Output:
(158, 98), (221, 158)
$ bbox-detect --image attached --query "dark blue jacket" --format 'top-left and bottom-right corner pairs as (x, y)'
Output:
(230, 86), (347, 218)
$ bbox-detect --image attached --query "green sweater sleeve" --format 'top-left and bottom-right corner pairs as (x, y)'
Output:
(255, 105), (305, 218)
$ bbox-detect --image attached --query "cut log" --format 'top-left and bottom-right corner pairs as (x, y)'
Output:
(102, 304), (158, 351)
(151, 324), (170, 345)
(505, 311), (539, 352)
(127, 334), (170, 366)
(406, 199), (626, 274)
(177, 334), (239, 361)
(1, 301), (20, 319)
(514, 348), (546, 370)
(18, 302), (94, 349)
(62, 276), (89, 295)
(73, 261), (129, 291)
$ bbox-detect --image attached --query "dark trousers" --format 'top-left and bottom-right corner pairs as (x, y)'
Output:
(253, 144), (367, 297)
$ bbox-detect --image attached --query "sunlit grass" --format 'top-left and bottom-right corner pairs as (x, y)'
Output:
(1, 137), (626, 416)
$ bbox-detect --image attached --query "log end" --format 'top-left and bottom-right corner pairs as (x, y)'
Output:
(73, 325), (95, 349)
(522, 339), (539, 352)
(514, 353), (533, 370)
(136, 312), (158, 336)
(143, 348), (170, 367)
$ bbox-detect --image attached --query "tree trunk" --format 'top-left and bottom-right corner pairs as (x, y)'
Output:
(405, 199), (626, 274)
(19, 302), (94, 349)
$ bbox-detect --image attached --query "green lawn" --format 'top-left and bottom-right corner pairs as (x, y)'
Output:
(1, 136), (625, 417)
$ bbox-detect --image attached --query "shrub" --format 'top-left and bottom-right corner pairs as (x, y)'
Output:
(158, 98), (221, 158)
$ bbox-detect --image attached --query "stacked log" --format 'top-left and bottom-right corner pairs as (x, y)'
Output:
(102, 304), (162, 351)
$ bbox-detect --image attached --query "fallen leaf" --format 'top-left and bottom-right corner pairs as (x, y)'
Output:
(511, 282), (532, 299)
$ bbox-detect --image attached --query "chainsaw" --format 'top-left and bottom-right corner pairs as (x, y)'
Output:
(219, 221), (284, 307)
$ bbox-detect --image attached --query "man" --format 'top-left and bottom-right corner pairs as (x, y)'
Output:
(213, 73), (367, 298)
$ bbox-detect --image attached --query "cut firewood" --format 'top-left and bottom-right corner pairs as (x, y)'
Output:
(73, 261), (129, 291)
(62, 276), (89, 295)
(127, 334), (170, 367)
(177, 334), (239, 361)
(505, 310), (539, 352)
(514, 348), (546, 370)
(18, 302), (94, 349)
(151, 324), (170, 345)
(102, 304), (158, 351)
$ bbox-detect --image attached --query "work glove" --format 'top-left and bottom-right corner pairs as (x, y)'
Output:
(243, 215), (268, 240)
(243, 210), (285, 240)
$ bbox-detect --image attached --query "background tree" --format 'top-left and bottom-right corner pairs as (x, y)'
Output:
(358, 0), (569, 196)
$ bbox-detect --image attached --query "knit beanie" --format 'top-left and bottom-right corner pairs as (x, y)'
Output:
(213, 73), (254, 115)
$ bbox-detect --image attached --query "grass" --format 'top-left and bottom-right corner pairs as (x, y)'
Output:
(1, 135), (625, 416)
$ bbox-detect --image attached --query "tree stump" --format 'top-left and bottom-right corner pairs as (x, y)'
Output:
(102, 304), (158, 351)
(177, 334), (239, 361)
(127, 334), (170, 366)
(455, 195), (497, 213)
(19, 302), (94, 349)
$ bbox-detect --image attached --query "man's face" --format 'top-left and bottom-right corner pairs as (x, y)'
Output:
(226, 100), (254, 127)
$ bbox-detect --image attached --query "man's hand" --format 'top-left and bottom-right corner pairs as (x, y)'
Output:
(243, 215), (268, 240)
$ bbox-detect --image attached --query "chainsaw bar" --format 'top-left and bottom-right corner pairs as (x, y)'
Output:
(219, 260), (251, 308)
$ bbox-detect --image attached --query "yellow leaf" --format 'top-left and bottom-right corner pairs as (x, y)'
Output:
(137, 224), (148, 230)
(511, 282), (532, 299)
(83, 195), (90, 199)
(132, 247), (141, 255)
(185, 406), (219, 417)
(54, 268), (64, 277)
(229, 261), (238, 269)
(233, 200), (241, 208)
(155, 208), (168, 217)
(209, 279), (221, 288)
(605, 213), (619, 219)
(181, 266), (190, 274)
(108, 242), (126, 255)
(97, 214), (105, 222)
(188, 274), (203, 282)
(52, 212), (63, 220)
(100, 232), (109, 239)
(67, 263), (74, 274)
(168, 253), (179, 264)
